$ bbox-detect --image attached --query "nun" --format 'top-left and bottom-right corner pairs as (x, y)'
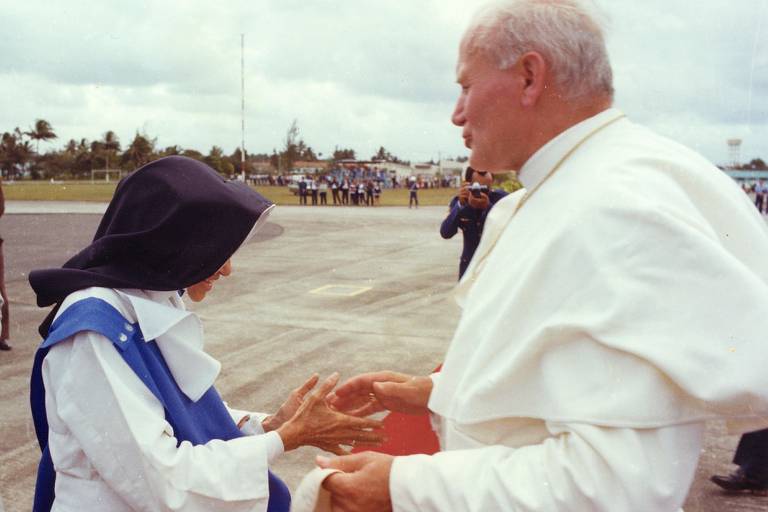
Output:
(29, 156), (381, 512)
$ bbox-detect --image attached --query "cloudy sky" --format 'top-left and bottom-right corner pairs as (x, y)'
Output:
(1, 0), (766, 166)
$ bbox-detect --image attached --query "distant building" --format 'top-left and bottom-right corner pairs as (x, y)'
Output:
(721, 168), (768, 185)
(292, 161), (330, 174)
(249, 161), (273, 173)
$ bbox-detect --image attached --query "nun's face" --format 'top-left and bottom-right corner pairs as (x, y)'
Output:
(187, 259), (232, 302)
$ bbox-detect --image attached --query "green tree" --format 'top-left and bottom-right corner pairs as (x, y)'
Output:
(181, 149), (204, 161)
(494, 172), (524, 193)
(160, 145), (182, 157)
(40, 148), (72, 180)
(281, 120), (301, 170)
(278, 120), (317, 170)
(220, 159), (235, 176)
(332, 146), (356, 161)
(72, 138), (93, 178)
(25, 119), (57, 155)
(64, 138), (78, 154)
(102, 130), (121, 170)
(370, 146), (407, 164)
(122, 132), (155, 170)
(90, 140), (105, 169)
(228, 147), (250, 175)
(205, 145), (227, 174)
(0, 130), (32, 178)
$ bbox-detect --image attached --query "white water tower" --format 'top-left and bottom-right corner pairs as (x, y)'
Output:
(727, 138), (742, 169)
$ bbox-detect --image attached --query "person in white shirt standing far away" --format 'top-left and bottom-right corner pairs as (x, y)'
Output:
(314, 1), (768, 510)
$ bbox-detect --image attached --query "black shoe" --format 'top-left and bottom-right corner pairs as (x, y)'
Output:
(711, 468), (768, 495)
(0, 339), (10, 351)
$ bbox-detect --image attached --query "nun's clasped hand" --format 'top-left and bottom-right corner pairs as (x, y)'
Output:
(275, 373), (385, 455)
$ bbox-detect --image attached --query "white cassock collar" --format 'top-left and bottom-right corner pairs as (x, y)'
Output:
(116, 288), (221, 402)
(452, 108), (623, 307)
(518, 107), (624, 192)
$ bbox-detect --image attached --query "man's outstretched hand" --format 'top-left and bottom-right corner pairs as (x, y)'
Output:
(327, 371), (433, 417)
(318, 452), (394, 512)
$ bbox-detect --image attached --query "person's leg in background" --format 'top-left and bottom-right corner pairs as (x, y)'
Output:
(0, 238), (10, 351)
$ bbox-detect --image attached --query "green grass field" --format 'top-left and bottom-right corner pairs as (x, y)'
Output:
(4, 181), (457, 207)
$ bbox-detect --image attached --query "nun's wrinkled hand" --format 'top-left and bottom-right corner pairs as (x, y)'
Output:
(261, 373), (320, 432)
(277, 373), (385, 455)
(327, 371), (433, 417)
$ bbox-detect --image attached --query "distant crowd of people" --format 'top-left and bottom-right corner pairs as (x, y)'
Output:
(251, 168), (457, 190)
(297, 177), (383, 206)
(295, 175), (432, 207)
(745, 179), (768, 214)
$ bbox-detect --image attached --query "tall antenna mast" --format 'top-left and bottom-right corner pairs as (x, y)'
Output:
(240, 33), (246, 182)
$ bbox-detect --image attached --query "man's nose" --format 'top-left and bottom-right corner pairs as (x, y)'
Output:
(451, 97), (466, 127)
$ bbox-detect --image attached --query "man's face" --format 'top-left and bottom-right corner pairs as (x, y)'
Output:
(452, 47), (524, 172)
(471, 168), (494, 187)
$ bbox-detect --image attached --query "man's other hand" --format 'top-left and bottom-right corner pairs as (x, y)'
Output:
(468, 191), (490, 210)
(458, 181), (471, 205)
(328, 371), (433, 417)
(318, 452), (394, 512)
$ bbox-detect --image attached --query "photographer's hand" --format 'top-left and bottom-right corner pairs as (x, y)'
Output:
(468, 192), (490, 210)
(458, 181), (471, 206)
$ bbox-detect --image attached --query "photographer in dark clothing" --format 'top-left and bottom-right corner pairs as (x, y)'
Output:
(440, 167), (507, 279)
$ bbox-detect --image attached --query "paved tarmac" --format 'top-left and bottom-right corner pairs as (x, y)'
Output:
(0, 201), (765, 511)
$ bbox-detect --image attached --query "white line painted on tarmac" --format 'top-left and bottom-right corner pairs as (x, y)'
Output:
(308, 284), (372, 297)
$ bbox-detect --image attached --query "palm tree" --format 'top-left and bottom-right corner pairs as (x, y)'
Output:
(160, 145), (181, 156)
(25, 119), (57, 155)
(0, 131), (32, 179)
(72, 139), (92, 177)
(65, 139), (77, 154)
(122, 132), (154, 169)
(102, 130), (121, 170)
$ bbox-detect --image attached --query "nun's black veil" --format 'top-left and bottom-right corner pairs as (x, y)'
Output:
(29, 156), (273, 336)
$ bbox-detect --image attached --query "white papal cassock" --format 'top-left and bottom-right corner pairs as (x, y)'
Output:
(389, 108), (768, 511)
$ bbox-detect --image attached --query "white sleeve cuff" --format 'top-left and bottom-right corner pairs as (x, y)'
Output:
(390, 455), (434, 512)
(224, 404), (271, 436)
(261, 430), (285, 464)
(239, 412), (271, 436)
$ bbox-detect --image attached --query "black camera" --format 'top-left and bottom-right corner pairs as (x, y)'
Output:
(470, 181), (489, 198)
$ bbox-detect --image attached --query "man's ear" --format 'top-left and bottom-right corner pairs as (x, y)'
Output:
(517, 51), (547, 108)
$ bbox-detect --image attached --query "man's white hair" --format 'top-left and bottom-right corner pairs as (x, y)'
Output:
(464, 0), (614, 101)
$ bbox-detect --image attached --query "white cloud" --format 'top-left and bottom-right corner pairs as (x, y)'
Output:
(1, 0), (766, 165)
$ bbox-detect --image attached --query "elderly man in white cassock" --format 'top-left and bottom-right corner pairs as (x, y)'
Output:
(310, 0), (768, 510)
